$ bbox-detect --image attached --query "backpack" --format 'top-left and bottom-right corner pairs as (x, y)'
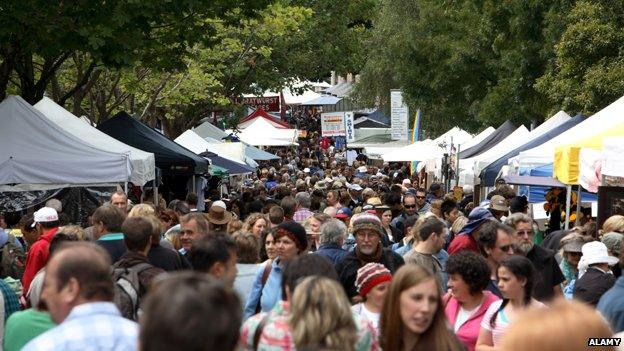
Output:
(0, 234), (26, 280)
(112, 262), (153, 321)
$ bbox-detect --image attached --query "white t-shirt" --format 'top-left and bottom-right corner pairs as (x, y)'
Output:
(454, 303), (481, 332)
(351, 303), (380, 332)
(481, 299), (545, 347)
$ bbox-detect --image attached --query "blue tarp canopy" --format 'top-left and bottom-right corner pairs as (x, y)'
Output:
(516, 164), (598, 203)
(245, 145), (280, 160)
(199, 151), (255, 175)
(480, 115), (585, 186)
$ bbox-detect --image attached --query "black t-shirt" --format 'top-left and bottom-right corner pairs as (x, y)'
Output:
(96, 239), (127, 264)
(527, 244), (565, 302)
(148, 245), (184, 271)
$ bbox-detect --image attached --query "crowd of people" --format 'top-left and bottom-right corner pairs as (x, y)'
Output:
(0, 136), (624, 350)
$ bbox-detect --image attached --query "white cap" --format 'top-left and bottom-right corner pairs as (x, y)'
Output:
(211, 200), (227, 210)
(402, 179), (411, 185)
(357, 166), (367, 173)
(303, 168), (310, 173)
(349, 184), (363, 191)
(32, 207), (59, 227)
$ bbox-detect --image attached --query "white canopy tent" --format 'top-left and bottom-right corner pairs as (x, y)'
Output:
(512, 96), (624, 170)
(175, 130), (259, 167)
(34, 97), (155, 186)
(460, 127), (496, 151)
(228, 117), (298, 146)
(381, 139), (444, 162)
(0, 95), (131, 191)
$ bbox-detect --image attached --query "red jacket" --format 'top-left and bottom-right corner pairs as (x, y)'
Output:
(22, 227), (58, 294)
(448, 233), (478, 255)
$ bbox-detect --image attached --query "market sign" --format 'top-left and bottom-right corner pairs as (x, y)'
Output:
(321, 112), (346, 137)
(235, 96), (280, 112)
(390, 90), (409, 141)
(344, 111), (355, 142)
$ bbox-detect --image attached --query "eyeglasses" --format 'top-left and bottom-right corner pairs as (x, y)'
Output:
(516, 230), (534, 237)
(415, 196), (426, 199)
(498, 244), (513, 252)
(404, 204), (416, 208)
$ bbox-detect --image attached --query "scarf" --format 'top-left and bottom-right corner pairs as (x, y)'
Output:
(356, 244), (383, 266)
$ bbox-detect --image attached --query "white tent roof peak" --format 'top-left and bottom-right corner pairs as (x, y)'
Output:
(34, 97), (155, 186)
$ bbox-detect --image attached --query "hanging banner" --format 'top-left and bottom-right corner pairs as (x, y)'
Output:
(344, 111), (355, 142)
(390, 90), (409, 141)
(234, 96), (280, 112)
(321, 112), (346, 137)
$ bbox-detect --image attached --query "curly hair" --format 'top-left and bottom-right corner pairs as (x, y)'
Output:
(445, 251), (490, 294)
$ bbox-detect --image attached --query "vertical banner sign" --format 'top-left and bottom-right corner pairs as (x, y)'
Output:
(390, 90), (409, 141)
(344, 111), (355, 142)
(321, 112), (346, 137)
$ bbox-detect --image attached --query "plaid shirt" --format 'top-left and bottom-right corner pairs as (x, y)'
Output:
(240, 301), (380, 351)
(0, 279), (21, 321)
(23, 302), (138, 351)
(293, 208), (314, 223)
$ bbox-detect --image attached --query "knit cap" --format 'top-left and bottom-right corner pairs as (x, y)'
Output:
(351, 213), (384, 237)
(602, 232), (624, 257)
(356, 262), (392, 297)
(275, 221), (308, 252)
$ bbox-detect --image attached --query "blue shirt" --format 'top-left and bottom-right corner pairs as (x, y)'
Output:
(23, 302), (138, 351)
(243, 259), (283, 321)
(598, 276), (624, 333)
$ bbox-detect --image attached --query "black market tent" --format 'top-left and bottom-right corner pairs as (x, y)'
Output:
(459, 120), (516, 159)
(198, 151), (255, 175)
(97, 112), (208, 176)
(479, 115), (586, 187)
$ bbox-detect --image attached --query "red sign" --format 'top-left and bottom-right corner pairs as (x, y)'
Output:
(237, 96), (280, 112)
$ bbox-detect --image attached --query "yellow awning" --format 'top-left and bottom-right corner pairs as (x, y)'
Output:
(554, 123), (624, 184)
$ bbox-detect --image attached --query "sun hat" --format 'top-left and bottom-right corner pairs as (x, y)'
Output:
(356, 262), (392, 297)
(32, 207), (59, 227)
(578, 241), (620, 278)
(490, 195), (510, 212)
(206, 206), (232, 225)
(211, 200), (227, 210)
(314, 181), (327, 190)
(602, 232), (624, 257)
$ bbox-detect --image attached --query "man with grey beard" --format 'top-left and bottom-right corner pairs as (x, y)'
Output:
(505, 213), (564, 302)
(335, 213), (404, 299)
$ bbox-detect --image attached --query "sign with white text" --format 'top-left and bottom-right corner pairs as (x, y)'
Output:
(321, 112), (346, 137)
(390, 90), (409, 141)
(344, 111), (355, 142)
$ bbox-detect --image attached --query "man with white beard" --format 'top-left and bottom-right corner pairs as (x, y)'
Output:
(505, 213), (564, 302)
(335, 213), (404, 299)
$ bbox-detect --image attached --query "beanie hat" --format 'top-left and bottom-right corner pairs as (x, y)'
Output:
(351, 213), (384, 237)
(602, 232), (624, 257)
(356, 262), (392, 297)
(275, 221), (308, 252)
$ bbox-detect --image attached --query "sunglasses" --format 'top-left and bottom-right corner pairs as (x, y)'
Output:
(404, 204), (416, 208)
(498, 244), (513, 252)
(415, 196), (426, 199)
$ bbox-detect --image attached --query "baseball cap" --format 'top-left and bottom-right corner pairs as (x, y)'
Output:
(490, 195), (509, 212)
(32, 207), (59, 227)
(335, 207), (353, 219)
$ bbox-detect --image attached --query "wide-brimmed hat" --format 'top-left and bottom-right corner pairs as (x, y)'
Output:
(580, 241), (619, 267)
(461, 207), (494, 234)
(206, 206), (232, 225)
(490, 195), (509, 212)
(314, 181), (327, 190)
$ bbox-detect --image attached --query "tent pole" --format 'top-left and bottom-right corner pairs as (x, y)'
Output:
(455, 145), (460, 187)
(575, 185), (582, 227)
(564, 185), (572, 230)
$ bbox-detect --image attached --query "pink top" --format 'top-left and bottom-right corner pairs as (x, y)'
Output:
(444, 291), (500, 351)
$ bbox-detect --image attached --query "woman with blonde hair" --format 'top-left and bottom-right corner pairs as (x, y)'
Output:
(501, 299), (615, 351)
(243, 213), (268, 237)
(602, 215), (624, 237)
(290, 277), (359, 351)
(380, 264), (463, 351)
(127, 203), (156, 218)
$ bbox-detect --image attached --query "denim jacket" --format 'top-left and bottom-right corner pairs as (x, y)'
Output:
(243, 259), (283, 321)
